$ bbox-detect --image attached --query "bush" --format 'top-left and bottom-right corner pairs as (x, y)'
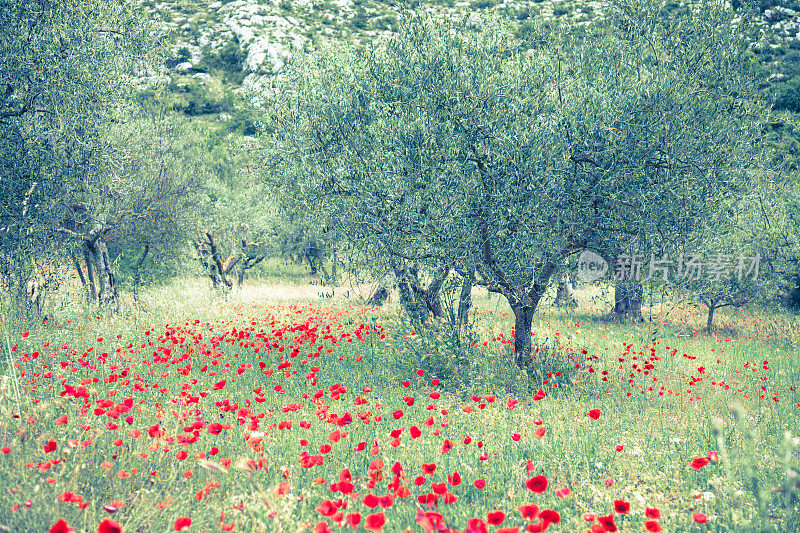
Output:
(552, 5), (569, 17)
(471, 0), (496, 8)
(173, 82), (235, 117)
(225, 107), (260, 136)
(351, 8), (370, 30)
(787, 275), (800, 308)
(773, 75), (800, 112)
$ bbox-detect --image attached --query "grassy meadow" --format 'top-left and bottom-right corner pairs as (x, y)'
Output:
(1, 273), (799, 533)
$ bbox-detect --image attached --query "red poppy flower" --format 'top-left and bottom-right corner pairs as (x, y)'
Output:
(693, 513), (708, 524)
(526, 475), (548, 494)
(645, 521), (662, 532)
(523, 520), (548, 533)
(365, 511), (386, 533)
(448, 472), (461, 486)
(44, 440), (57, 453)
(314, 521), (332, 533)
(645, 508), (661, 519)
(421, 463), (436, 476)
(465, 518), (487, 533)
(50, 519), (75, 533)
(487, 511), (506, 525)
(518, 503), (539, 521)
(588, 409), (601, 420)
(597, 514), (617, 532)
(97, 519), (122, 533)
(614, 500), (630, 514)
(539, 509), (560, 524)
(316, 500), (337, 517)
(690, 457), (709, 470)
(474, 478), (486, 489)
(362, 494), (379, 508)
(442, 439), (453, 453)
(175, 516), (192, 531)
(346, 513), (361, 527)
(410, 426), (422, 439)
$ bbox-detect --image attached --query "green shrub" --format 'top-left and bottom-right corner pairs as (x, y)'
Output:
(774, 75), (800, 112)
(552, 5), (569, 17)
(225, 107), (260, 136)
(471, 0), (496, 8)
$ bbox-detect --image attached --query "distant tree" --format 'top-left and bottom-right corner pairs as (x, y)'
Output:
(101, 112), (207, 304)
(192, 174), (274, 294)
(264, 1), (778, 366)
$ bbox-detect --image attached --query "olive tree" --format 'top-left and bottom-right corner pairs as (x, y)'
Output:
(264, 0), (777, 366)
(0, 0), (156, 312)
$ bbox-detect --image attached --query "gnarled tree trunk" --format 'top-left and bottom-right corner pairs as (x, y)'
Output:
(133, 243), (149, 304)
(457, 268), (474, 327)
(367, 285), (390, 306)
(71, 252), (92, 305)
(554, 273), (577, 307)
(393, 262), (449, 324)
(83, 247), (97, 303)
(614, 281), (644, 322)
(85, 227), (118, 311)
(511, 303), (536, 367)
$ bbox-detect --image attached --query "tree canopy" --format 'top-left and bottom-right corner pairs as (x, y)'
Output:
(263, 0), (782, 365)
(0, 0), (158, 310)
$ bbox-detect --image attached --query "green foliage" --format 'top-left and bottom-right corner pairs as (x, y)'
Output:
(177, 46), (192, 62)
(170, 80), (235, 116)
(385, 313), (540, 398)
(350, 8), (370, 30)
(774, 75), (800, 111)
(194, 38), (247, 85)
(225, 107), (260, 136)
(0, 0), (160, 309)
(552, 5), (569, 17)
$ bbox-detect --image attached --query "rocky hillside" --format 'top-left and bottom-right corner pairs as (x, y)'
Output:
(136, 0), (800, 140)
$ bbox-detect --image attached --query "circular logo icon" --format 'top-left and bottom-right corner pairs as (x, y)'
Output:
(577, 250), (608, 283)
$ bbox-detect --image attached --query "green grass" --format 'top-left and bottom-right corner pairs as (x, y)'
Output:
(0, 276), (798, 532)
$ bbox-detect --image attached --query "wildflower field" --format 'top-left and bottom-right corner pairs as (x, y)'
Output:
(1, 280), (799, 533)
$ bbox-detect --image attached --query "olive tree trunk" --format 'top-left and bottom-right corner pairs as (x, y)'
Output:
(133, 243), (149, 304)
(457, 269), (474, 327)
(554, 273), (577, 307)
(84, 228), (118, 311)
(614, 281), (644, 322)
